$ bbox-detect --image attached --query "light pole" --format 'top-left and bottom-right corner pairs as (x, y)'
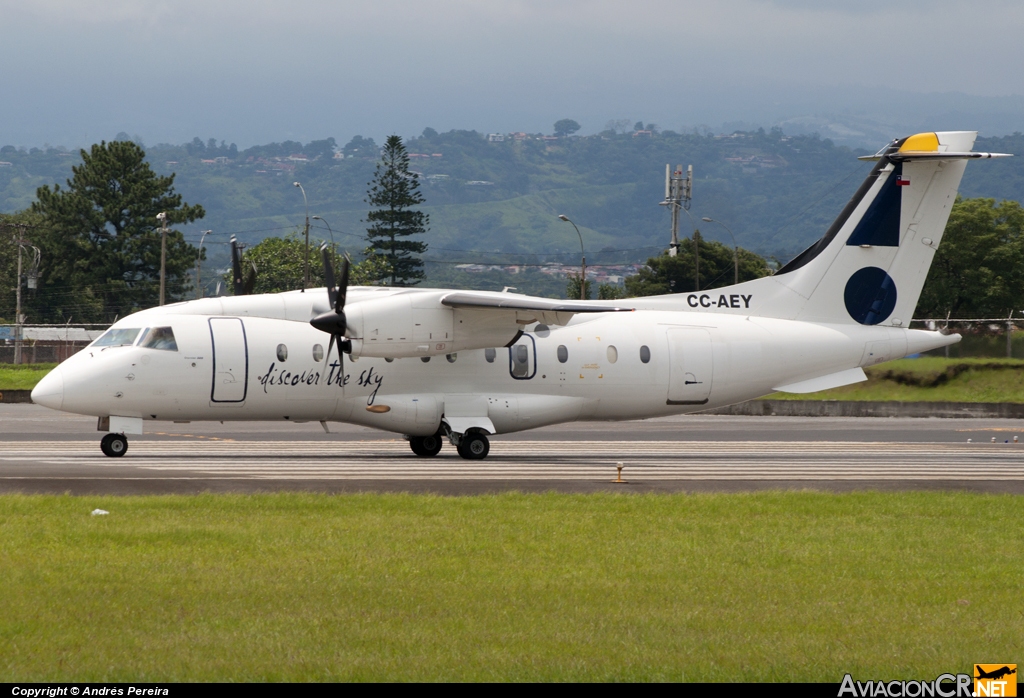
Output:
(558, 214), (587, 300)
(294, 182), (310, 292)
(196, 230), (211, 299)
(12, 230), (39, 365)
(156, 212), (168, 305)
(311, 215), (336, 249)
(702, 217), (739, 285)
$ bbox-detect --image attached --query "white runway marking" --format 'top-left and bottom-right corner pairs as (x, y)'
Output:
(2, 440), (1023, 480)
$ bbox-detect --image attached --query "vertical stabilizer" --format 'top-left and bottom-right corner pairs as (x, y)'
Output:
(748, 131), (1010, 326)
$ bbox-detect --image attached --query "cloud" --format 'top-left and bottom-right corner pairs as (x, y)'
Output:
(1, 0), (1023, 147)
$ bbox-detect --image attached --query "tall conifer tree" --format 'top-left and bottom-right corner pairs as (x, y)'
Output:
(364, 135), (429, 286)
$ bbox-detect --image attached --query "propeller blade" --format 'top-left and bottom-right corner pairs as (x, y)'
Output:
(321, 244), (337, 308)
(334, 334), (345, 376)
(336, 256), (349, 314)
(230, 237), (244, 296)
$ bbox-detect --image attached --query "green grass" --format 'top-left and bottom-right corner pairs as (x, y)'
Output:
(0, 363), (56, 391)
(773, 357), (1024, 402)
(1, 492), (1021, 681)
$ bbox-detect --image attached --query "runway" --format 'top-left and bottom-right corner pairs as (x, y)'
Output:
(2, 404), (1023, 494)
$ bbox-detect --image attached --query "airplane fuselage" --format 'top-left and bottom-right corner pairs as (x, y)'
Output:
(39, 296), (950, 438)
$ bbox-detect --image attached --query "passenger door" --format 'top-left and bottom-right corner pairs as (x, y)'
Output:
(209, 318), (248, 403)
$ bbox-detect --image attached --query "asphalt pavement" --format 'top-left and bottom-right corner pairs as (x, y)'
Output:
(1, 404), (1022, 495)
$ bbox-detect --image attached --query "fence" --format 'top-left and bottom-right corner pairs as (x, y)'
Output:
(0, 324), (109, 364)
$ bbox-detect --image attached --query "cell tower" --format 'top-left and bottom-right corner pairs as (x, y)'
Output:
(659, 164), (692, 257)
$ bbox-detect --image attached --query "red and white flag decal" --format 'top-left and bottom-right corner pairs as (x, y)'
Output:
(896, 176), (910, 186)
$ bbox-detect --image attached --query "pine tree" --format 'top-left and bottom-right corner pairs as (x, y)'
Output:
(364, 135), (429, 286)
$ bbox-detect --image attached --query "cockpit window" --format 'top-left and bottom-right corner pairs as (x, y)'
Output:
(92, 328), (142, 348)
(139, 327), (178, 351)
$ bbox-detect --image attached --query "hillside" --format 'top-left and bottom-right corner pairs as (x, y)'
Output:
(2, 129), (1020, 283)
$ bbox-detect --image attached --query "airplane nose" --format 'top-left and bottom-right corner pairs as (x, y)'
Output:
(31, 366), (64, 410)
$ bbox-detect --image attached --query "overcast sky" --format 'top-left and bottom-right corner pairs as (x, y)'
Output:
(3, 0), (1024, 148)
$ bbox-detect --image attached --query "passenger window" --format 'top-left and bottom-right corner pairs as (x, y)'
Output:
(485, 348), (496, 363)
(607, 345), (618, 363)
(92, 328), (141, 348)
(640, 345), (651, 364)
(138, 327), (178, 351)
(312, 344), (324, 362)
(277, 344), (288, 362)
(557, 345), (568, 363)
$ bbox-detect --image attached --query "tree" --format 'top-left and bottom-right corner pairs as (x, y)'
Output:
(344, 135), (378, 157)
(916, 197), (1024, 318)
(223, 232), (392, 294)
(364, 135), (429, 286)
(625, 235), (772, 297)
(31, 140), (205, 321)
(597, 283), (626, 300)
(553, 119), (581, 137)
(566, 273), (593, 300)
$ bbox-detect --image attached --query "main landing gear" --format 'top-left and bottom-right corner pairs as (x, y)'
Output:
(407, 429), (491, 460)
(456, 432), (490, 460)
(409, 433), (443, 457)
(100, 433), (128, 458)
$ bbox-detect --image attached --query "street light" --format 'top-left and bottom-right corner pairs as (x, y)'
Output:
(558, 214), (587, 300)
(196, 230), (211, 299)
(293, 182), (310, 291)
(311, 215), (336, 249)
(156, 212), (168, 305)
(702, 217), (739, 286)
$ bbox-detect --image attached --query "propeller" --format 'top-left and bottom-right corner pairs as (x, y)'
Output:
(310, 244), (351, 372)
(230, 236), (258, 296)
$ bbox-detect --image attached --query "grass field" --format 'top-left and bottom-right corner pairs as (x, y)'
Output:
(1, 492), (1020, 682)
(0, 363), (55, 391)
(772, 357), (1024, 403)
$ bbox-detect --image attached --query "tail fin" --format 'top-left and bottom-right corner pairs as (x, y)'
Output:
(744, 131), (1010, 325)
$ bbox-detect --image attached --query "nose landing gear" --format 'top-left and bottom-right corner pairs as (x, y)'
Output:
(100, 433), (129, 458)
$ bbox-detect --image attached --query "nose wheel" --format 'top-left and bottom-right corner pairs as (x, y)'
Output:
(100, 433), (129, 458)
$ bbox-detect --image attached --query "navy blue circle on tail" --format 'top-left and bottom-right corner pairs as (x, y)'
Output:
(844, 267), (897, 325)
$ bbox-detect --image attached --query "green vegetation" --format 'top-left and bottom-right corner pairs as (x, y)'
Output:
(0, 363), (55, 390)
(627, 233), (773, 296)
(773, 357), (1024, 402)
(224, 232), (391, 294)
(365, 135), (429, 286)
(1, 492), (1019, 681)
(917, 198), (1024, 319)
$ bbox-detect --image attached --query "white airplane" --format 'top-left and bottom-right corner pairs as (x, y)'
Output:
(31, 131), (1009, 459)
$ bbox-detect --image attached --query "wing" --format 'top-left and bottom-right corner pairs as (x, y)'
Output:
(440, 291), (634, 326)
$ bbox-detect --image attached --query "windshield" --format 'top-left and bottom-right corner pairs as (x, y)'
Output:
(138, 327), (178, 351)
(92, 328), (142, 348)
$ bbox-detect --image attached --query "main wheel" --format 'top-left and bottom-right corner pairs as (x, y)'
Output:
(410, 433), (443, 457)
(100, 433), (128, 458)
(456, 432), (490, 460)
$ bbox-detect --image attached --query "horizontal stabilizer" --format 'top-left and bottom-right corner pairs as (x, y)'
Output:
(773, 367), (867, 394)
(859, 151), (1011, 162)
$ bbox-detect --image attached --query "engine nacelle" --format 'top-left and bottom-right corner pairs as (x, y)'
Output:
(344, 292), (524, 359)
